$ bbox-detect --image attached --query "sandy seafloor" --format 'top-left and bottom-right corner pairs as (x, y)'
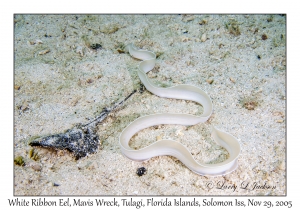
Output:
(14, 14), (286, 196)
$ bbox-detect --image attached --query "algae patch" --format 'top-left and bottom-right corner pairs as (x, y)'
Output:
(29, 148), (39, 161)
(240, 96), (259, 110)
(225, 19), (241, 36)
(100, 24), (120, 34)
(14, 156), (25, 166)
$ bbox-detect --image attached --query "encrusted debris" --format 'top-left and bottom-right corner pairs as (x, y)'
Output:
(29, 90), (137, 159)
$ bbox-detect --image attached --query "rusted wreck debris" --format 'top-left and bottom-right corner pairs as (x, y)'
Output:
(29, 90), (136, 159)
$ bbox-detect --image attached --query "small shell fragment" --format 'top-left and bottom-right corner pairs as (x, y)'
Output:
(21, 101), (29, 111)
(183, 16), (195, 22)
(39, 49), (50, 55)
(117, 49), (125, 53)
(206, 79), (214, 84)
(35, 39), (43, 44)
(86, 78), (93, 84)
(276, 119), (284, 123)
(76, 46), (84, 57)
(273, 111), (283, 116)
(230, 77), (235, 83)
(181, 37), (190, 42)
(199, 19), (208, 25)
(28, 40), (35, 45)
(28, 40), (43, 45)
(201, 33), (207, 42)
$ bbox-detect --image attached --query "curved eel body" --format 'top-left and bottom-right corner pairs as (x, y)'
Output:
(119, 44), (240, 176)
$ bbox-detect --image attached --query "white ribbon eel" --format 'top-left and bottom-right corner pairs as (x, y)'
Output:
(119, 44), (240, 176)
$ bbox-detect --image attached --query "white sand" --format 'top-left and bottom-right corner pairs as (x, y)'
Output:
(14, 14), (286, 195)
